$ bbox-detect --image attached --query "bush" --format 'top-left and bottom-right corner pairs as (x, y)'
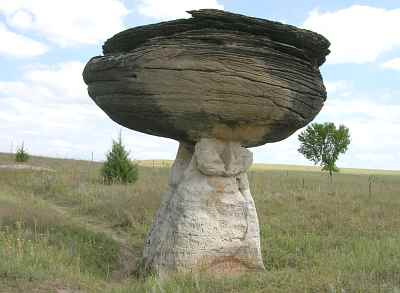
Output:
(15, 143), (30, 163)
(101, 134), (138, 184)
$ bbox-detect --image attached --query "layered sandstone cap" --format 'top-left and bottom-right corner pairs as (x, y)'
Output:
(83, 9), (330, 147)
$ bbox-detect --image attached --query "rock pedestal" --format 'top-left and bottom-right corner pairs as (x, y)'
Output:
(143, 138), (265, 275)
(83, 9), (330, 276)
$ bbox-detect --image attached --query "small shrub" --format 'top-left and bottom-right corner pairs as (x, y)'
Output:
(15, 143), (30, 163)
(102, 134), (138, 184)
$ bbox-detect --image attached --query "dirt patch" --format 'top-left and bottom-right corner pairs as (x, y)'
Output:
(195, 255), (262, 276)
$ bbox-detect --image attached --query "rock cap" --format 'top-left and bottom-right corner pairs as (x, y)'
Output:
(84, 9), (330, 147)
(103, 9), (330, 66)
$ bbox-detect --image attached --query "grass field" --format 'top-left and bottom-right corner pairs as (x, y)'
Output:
(1, 152), (400, 292)
(138, 159), (400, 176)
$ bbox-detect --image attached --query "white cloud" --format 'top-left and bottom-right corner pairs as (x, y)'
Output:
(381, 58), (400, 70)
(137, 0), (224, 20)
(0, 62), (88, 104)
(7, 9), (34, 30)
(303, 5), (400, 64)
(325, 80), (352, 96)
(315, 85), (400, 170)
(0, 22), (48, 58)
(0, 0), (128, 47)
(23, 62), (88, 101)
(252, 134), (310, 167)
(0, 61), (178, 161)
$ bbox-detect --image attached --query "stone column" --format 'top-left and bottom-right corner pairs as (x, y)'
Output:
(143, 138), (265, 276)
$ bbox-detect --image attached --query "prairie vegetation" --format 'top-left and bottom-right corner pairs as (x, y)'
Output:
(0, 153), (399, 292)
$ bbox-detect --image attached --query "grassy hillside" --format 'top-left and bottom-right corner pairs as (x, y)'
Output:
(0, 153), (400, 292)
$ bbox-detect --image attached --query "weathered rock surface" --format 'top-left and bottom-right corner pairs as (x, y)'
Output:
(83, 9), (330, 148)
(83, 9), (330, 276)
(102, 9), (329, 66)
(143, 139), (264, 275)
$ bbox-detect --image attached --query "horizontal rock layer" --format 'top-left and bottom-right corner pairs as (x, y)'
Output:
(83, 10), (329, 147)
(103, 9), (330, 67)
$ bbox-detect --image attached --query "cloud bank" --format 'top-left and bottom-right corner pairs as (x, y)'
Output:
(0, 23), (48, 58)
(0, 0), (128, 51)
(303, 5), (400, 64)
(0, 61), (177, 161)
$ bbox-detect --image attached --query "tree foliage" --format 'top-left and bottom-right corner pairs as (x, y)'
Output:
(298, 122), (350, 177)
(15, 142), (30, 163)
(102, 134), (138, 184)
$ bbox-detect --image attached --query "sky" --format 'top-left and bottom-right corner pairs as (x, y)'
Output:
(0, 0), (399, 170)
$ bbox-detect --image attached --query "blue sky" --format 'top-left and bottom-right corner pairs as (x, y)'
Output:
(0, 0), (399, 170)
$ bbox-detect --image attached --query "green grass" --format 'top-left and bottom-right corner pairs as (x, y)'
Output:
(252, 163), (400, 176)
(0, 152), (400, 292)
(138, 159), (400, 176)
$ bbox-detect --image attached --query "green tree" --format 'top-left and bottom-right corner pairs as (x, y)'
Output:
(298, 122), (350, 180)
(102, 134), (138, 184)
(15, 142), (30, 163)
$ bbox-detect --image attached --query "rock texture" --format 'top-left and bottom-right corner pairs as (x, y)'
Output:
(143, 139), (265, 275)
(83, 9), (330, 148)
(83, 9), (330, 276)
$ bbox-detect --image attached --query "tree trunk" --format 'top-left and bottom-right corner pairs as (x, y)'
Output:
(142, 138), (265, 276)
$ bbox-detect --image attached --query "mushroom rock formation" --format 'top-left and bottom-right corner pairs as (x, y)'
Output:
(83, 9), (330, 275)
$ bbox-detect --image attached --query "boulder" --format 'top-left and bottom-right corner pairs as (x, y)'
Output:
(83, 9), (329, 148)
